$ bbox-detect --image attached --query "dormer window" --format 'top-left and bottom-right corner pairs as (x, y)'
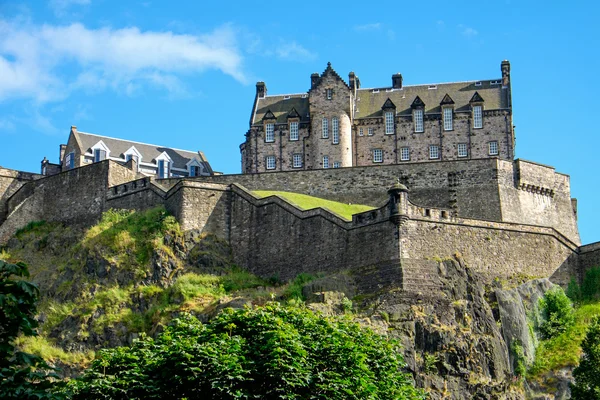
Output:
(326, 89), (333, 100)
(385, 112), (394, 134)
(414, 109), (424, 132)
(265, 123), (275, 142)
(126, 154), (139, 164)
(289, 121), (299, 141)
(443, 108), (453, 131)
(473, 106), (483, 129)
(94, 148), (106, 162)
(189, 165), (201, 177)
(158, 159), (170, 179)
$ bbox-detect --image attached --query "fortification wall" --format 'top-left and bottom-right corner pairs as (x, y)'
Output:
(0, 168), (40, 224)
(576, 242), (600, 283)
(228, 185), (399, 281)
(497, 159), (580, 244)
(0, 161), (137, 243)
(400, 216), (578, 285)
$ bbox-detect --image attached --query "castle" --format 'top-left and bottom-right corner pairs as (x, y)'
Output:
(0, 61), (598, 293)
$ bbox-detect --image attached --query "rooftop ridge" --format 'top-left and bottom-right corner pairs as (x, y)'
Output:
(357, 78), (503, 91)
(76, 131), (201, 157)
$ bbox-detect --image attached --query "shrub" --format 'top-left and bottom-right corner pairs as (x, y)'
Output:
(571, 315), (600, 399)
(567, 267), (600, 303)
(511, 341), (526, 377)
(538, 287), (575, 339)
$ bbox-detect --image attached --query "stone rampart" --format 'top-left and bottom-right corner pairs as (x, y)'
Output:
(0, 168), (40, 224)
(575, 241), (600, 283)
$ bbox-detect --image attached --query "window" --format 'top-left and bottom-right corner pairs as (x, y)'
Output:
(265, 123), (275, 142)
(322, 155), (329, 169)
(443, 108), (453, 131)
(429, 145), (440, 159)
(473, 105), (483, 129)
(266, 155), (276, 170)
(292, 153), (303, 168)
(289, 122), (299, 141)
(65, 152), (74, 170)
(401, 147), (410, 161)
(322, 118), (329, 138)
(326, 89), (333, 100)
(359, 127), (364, 136)
(333, 162), (341, 168)
(158, 160), (170, 178)
(385, 112), (394, 134)
(332, 117), (339, 144)
(373, 149), (383, 163)
(368, 127), (374, 136)
(488, 141), (499, 156)
(189, 165), (201, 177)
(94, 148), (106, 162)
(126, 154), (139, 164)
(414, 109), (424, 132)
(457, 143), (468, 158)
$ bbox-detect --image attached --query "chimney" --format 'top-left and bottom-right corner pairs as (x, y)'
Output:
(41, 157), (48, 175)
(349, 72), (361, 91)
(311, 73), (319, 89)
(501, 60), (510, 87)
(59, 144), (67, 163)
(256, 82), (267, 98)
(392, 73), (403, 89)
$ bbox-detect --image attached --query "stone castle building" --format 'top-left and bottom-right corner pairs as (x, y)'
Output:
(241, 61), (513, 173)
(1, 61), (599, 295)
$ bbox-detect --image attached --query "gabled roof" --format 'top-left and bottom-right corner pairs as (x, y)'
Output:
(440, 93), (455, 105)
(71, 130), (213, 174)
(411, 96), (425, 109)
(262, 110), (276, 121)
(287, 108), (301, 119)
(355, 79), (506, 118)
(310, 62), (351, 92)
(381, 98), (396, 110)
(470, 91), (485, 103)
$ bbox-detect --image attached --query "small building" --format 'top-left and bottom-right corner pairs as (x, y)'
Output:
(41, 126), (214, 178)
(241, 60), (513, 173)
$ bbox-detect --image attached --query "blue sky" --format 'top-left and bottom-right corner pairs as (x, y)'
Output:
(1, 0), (599, 243)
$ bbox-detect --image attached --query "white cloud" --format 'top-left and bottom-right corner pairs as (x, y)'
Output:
(0, 118), (16, 132)
(0, 18), (245, 102)
(275, 41), (317, 62)
(458, 24), (478, 37)
(354, 23), (381, 31)
(49, 0), (91, 17)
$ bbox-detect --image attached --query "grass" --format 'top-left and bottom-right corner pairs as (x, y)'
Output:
(17, 336), (94, 366)
(528, 302), (600, 378)
(253, 190), (375, 220)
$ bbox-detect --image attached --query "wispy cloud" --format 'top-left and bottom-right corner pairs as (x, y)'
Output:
(275, 41), (317, 62)
(0, 18), (246, 102)
(0, 118), (16, 132)
(49, 0), (91, 17)
(458, 24), (478, 37)
(354, 23), (382, 31)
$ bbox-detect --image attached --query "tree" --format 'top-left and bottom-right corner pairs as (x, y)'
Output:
(0, 259), (62, 399)
(68, 303), (425, 399)
(538, 286), (575, 339)
(571, 315), (600, 399)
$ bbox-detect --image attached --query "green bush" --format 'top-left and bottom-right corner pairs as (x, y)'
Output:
(538, 287), (575, 339)
(571, 315), (600, 399)
(66, 304), (426, 399)
(567, 267), (600, 303)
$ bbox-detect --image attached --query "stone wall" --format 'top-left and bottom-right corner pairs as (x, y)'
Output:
(0, 168), (40, 224)
(576, 241), (600, 283)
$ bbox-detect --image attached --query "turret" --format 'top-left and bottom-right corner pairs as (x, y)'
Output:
(388, 180), (409, 226)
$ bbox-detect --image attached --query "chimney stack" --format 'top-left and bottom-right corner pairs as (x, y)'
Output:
(256, 82), (267, 98)
(392, 73), (403, 89)
(311, 73), (319, 89)
(501, 60), (510, 87)
(349, 72), (361, 91)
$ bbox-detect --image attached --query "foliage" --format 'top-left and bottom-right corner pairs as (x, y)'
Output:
(282, 273), (318, 301)
(0, 259), (63, 399)
(571, 315), (600, 399)
(253, 190), (375, 220)
(529, 302), (600, 377)
(538, 287), (575, 339)
(511, 341), (526, 377)
(568, 267), (600, 303)
(66, 303), (425, 400)
(423, 353), (438, 374)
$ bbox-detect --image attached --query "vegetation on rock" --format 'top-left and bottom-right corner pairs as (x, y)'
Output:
(571, 315), (600, 399)
(66, 304), (425, 400)
(538, 286), (575, 339)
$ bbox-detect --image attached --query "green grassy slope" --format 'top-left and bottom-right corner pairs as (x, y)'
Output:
(253, 190), (375, 220)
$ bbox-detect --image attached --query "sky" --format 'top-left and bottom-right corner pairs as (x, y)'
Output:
(0, 0), (599, 243)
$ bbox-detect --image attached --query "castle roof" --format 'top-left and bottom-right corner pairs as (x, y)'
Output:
(354, 80), (507, 118)
(253, 94), (310, 125)
(73, 130), (213, 173)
